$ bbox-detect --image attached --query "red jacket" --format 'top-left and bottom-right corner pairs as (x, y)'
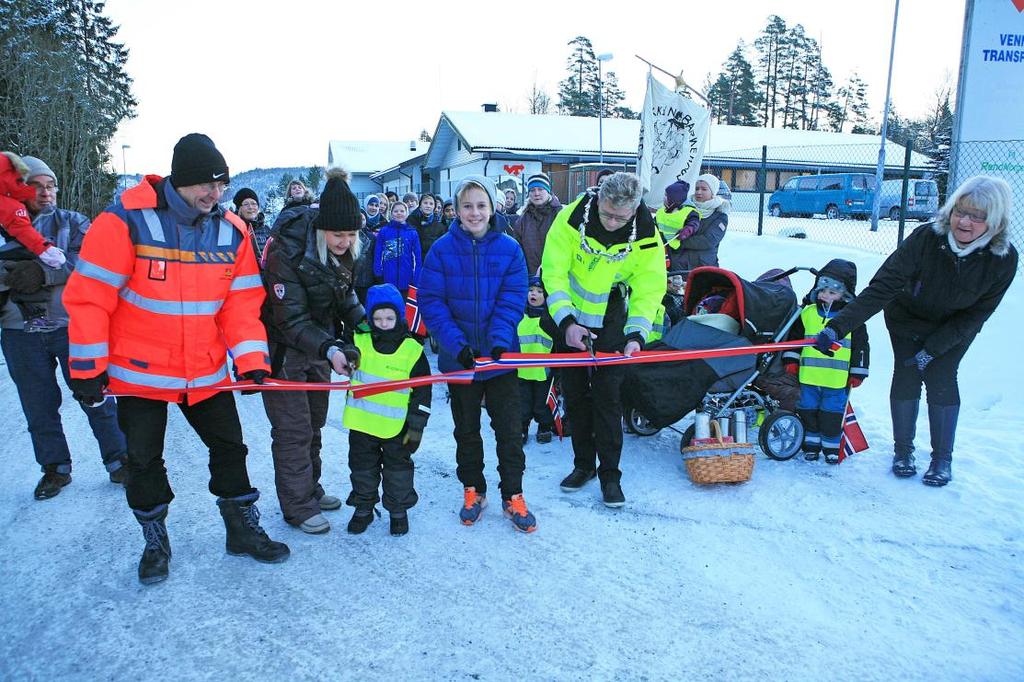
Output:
(0, 153), (49, 255)
(64, 175), (270, 404)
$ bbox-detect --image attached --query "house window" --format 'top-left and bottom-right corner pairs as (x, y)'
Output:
(733, 169), (757, 191)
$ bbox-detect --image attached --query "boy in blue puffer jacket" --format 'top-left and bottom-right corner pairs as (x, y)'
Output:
(417, 175), (536, 533)
(373, 200), (421, 296)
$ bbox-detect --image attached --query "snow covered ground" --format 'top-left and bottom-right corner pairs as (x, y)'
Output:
(1, 230), (1022, 681)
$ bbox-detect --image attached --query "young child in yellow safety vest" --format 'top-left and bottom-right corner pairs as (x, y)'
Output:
(782, 259), (870, 464)
(343, 283), (431, 536)
(655, 180), (700, 274)
(517, 275), (560, 444)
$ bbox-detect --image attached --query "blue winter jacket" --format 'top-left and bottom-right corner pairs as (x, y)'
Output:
(373, 220), (422, 291)
(418, 217), (528, 377)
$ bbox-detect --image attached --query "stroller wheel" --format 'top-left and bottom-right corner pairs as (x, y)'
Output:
(627, 408), (660, 437)
(680, 424), (696, 451)
(758, 410), (804, 460)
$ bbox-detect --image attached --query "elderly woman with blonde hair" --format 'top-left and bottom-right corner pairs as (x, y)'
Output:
(814, 175), (1018, 487)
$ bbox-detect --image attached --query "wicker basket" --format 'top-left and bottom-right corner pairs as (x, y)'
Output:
(681, 421), (755, 484)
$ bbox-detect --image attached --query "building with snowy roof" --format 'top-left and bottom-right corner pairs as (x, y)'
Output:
(325, 140), (425, 198)
(417, 110), (933, 202)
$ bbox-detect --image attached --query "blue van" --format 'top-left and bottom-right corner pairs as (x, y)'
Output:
(768, 173), (876, 220)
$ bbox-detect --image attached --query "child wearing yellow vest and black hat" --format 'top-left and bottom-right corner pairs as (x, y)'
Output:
(783, 259), (870, 464)
(517, 275), (560, 444)
(343, 284), (431, 535)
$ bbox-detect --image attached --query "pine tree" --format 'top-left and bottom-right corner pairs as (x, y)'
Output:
(830, 73), (871, 133)
(1, 0), (137, 216)
(706, 42), (759, 126)
(753, 15), (788, 127)
(557, 36), (600, 116)
(305, 165), (324, 195)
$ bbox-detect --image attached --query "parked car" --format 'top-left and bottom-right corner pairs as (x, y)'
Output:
(877, 178), (939, 221)
(768, 173), (875, 220)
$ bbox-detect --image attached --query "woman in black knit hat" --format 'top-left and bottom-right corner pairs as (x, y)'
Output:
(260, 167), (364, 534)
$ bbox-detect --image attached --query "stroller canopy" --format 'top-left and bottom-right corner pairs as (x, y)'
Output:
(683, 267), (797, 343)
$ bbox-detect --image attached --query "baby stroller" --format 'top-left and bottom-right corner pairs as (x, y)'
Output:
(622, 266), (816, 460)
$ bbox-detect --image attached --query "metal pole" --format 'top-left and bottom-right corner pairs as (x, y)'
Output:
(598, 60), (604, 164)
(757, 145), (767, 236)
(897, 141), (912, 245)
(871, 0), (900, 232)
(121, 145), (129, 192)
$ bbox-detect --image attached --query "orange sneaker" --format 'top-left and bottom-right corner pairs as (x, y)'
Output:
(459, 487), (487, 525)
(502, 493), (537, 533)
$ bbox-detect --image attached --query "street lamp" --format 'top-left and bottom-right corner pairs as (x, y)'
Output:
(121, 144), (131, 192)
(870, 0), (900, 232)
(596, 52), (613, 164)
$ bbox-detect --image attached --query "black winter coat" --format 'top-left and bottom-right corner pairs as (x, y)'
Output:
(408, 208), (447, 259)
(676, 209), (727, 269)
(829, 222), (1018, 357)
(262, 210), (365, 365)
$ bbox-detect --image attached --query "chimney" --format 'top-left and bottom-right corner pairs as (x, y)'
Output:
(409, 140), (417, 151)
(481, 103), (498, 113)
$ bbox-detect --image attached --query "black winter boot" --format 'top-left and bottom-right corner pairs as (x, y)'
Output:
(217, 490), (290, 563)
(133, 504), (170, 585)
(390, 512), (409, 536)
(347, 507), (377, 534)
(890, 399), (920, 478)
(923, 404), (958, 487)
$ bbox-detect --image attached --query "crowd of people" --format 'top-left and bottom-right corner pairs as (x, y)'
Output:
(0, 132), (1016, 586)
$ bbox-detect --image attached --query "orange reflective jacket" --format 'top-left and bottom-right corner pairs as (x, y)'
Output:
(64, 176), (270, 404)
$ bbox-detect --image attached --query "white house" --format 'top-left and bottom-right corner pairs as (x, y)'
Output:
(325, 140), (425, 199)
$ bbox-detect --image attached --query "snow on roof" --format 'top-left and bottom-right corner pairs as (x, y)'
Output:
(437, 111), (931, 167)
(326, 140), (424, 174)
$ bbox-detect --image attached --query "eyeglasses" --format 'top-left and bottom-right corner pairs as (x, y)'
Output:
(598, 208), (635, 226)
(28, 181), (58, 192)
(951, 207), (987, 224)
(239, 200), (259, 208)
(199, 182), (230, 195)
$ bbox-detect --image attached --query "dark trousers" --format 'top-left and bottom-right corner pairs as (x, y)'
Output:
(1, 327), (126, 473)
(519, 377), (553, 431)
(449, 370), (525, 500)
(797, 384), (848, 454)
(889, 333), (970, 407)
(117, 392), (252, 511)
(347, 429), (417, 513)
(261, 345), (330, 525)
(560, 364), (626, 483)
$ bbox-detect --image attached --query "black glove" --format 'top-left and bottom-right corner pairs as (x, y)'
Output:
(403, 412), (429, 453)
(457, 346), (477, 369)
(239, 369), (269, 395)
(70, 371), (108, 406)
(812, 327), (839, 357)
(6, 260), (46, 294)
(904, 349), (934, 372)
(490, 346), (506, 361)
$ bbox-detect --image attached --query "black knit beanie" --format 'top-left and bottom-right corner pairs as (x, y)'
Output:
(314, 168), (361, 231)
(170, 133), (229, 188)
(232, 187), (259, 210)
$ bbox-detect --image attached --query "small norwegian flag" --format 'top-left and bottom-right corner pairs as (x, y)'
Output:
(838, 401), (869, 463)
(405, 284), (428, 336)
(545, 377), (565, 438)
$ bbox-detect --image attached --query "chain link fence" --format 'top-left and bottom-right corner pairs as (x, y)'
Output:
(378, 141), (1022, 275)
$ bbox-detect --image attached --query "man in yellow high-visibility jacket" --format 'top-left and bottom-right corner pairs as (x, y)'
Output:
(541, 172), (666, 508)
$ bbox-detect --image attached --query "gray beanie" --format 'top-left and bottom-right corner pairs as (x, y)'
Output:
(453, 174), (500, 212)
(21, 156), (57, 185)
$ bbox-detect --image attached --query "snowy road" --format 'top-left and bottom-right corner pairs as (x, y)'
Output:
(2, 232), (1022, 681)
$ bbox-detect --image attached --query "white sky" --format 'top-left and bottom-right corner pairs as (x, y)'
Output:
(104, 0), (966, 175)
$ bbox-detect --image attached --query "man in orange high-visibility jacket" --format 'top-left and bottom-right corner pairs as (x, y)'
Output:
(63, 133), (289, 585)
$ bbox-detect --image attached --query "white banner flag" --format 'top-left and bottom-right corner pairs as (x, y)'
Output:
(637, 73), (710, 207)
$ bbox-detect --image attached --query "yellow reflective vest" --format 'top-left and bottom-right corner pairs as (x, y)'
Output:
(343, 332), (423, 438)
(798, 305), (851, 390)
(655, 205), (697, 249)
(648, 303), (668, 343)
(541, 195), (667, 342)
(517, 315), (552, 381)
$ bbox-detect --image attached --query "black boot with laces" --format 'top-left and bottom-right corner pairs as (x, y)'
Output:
(133, 504), (171, 585)
(217, 490), (290, 563)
